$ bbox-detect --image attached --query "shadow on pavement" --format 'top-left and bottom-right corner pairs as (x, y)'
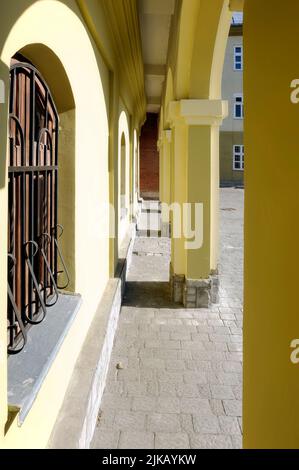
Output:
(123, 281), (182, 309)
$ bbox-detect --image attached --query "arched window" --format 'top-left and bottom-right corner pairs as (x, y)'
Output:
(120, 133), (127, 219)
(7, 58), (69, 354)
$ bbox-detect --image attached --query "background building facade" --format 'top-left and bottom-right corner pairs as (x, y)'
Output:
(220, 13), (244, 187)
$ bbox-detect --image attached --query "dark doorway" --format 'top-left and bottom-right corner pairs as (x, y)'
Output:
(140, 113), (159, 200)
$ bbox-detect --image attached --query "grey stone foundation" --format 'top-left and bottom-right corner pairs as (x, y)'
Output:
(170, 266), (220, 308)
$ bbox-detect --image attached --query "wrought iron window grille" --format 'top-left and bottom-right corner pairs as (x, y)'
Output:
(7, 61), (70, 355)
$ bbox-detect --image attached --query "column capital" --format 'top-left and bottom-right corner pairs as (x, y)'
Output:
(167, 99), (228, 127)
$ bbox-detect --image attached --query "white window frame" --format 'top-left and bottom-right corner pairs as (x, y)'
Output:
(234, 45), (243, 71)
(234, 94), (244, 119)
(233, 145), (244, 171)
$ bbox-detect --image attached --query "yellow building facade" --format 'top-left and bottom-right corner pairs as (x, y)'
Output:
(1, 0), (299, 450)
(0, 0), (145, 448)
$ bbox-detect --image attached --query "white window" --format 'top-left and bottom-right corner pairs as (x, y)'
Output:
(234, 45), (243, 71)
(233, 145), (244, 171)
(234, 94), (244, 119)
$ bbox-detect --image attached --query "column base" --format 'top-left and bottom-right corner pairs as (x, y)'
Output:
(170, 266), (220, 308)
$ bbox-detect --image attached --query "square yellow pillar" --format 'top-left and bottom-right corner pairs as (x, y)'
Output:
(244, 0), (299, 449)
(168, 99), (227, 307)
(159, 130), (172, 236)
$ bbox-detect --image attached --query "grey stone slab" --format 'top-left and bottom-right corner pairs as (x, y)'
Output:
(190, 434), (233, 449)
(91, 429), (120, 449)
(180, 398), (212, 414)
(132, 396), (157, 412)
(193, 413), (221, 434)
(147, 413), (181, 432)
(8, 294), (82, 424)
(114, 411), (146, 431)
(223, 399), (242, 417)
(118, 431), (154, 449)
(155, 432), (190, 449)
(156, 396), (180, 414)
(210, 385), (235, 400)
(218, 416), (241, 435)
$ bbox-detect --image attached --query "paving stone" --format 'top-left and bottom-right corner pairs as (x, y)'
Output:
(197, 384), (212, 399)
(203, 342), (228, 352)
(181, 340), (205, 351)
(210, 385), (235, 400)
(209, 399), (226, 416)
(118, 431), (154, 449)
(233, 384), (243, 400)
(102, 394), (132, 411)
(190, 434), (233, 449)
(159, 382), (177, 397)
(227, 342), (243, 352)
(147, 413), (181, 432)
(132, 396), (156, 412)
(157, 371), (184, 384)
(218, 416), (241, 435)
(180, 414), (194, 433)
(183, 371), (207, 384)
(231, 435), (243, 449)
(90, 189), (244, 450)
(193, 413), (221, 434)
(176, 383), (201, 398)
(124, 381), (148, 396)
(170, 332), (191, 341)
(155, 432), (190, 449)
(141, 358), (165, 369)
(223, 361), (242, 374)
(165, 359), (186, 370)
(114, 411), (146, 431)
(156, 396), (180, 413)
(154, 348), (179, 359)
(96, 409), (116, 428)
(91, 429), (120, 449)
(217, 372), (240, 386)
(223, 400), (242, 417)
(180, 398), (212, 414)
(226, 352), (243, 362)
(238, 417), (243, 433)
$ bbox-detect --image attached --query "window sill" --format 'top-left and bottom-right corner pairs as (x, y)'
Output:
(7, 293), (82, 425)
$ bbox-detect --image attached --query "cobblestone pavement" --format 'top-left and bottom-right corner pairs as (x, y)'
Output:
(91, 188), (244, 449)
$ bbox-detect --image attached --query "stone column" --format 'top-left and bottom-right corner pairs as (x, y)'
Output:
(160, 130), (172, 237)
(168, 99), (228, 307)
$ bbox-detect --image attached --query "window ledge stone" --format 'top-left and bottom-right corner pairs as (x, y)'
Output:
(8, 293), (82, 425)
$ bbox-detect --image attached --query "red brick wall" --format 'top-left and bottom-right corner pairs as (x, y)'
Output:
(140, 113), (159, 197)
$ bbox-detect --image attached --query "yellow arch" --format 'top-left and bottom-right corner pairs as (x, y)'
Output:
(118, 110), (130, 246)
(0, 0), (110, 448)
(174, 0), (231, 100)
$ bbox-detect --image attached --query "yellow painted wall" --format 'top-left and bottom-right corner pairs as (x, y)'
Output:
(0, 0), (144, 449)
(244, 0), (299, 448)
